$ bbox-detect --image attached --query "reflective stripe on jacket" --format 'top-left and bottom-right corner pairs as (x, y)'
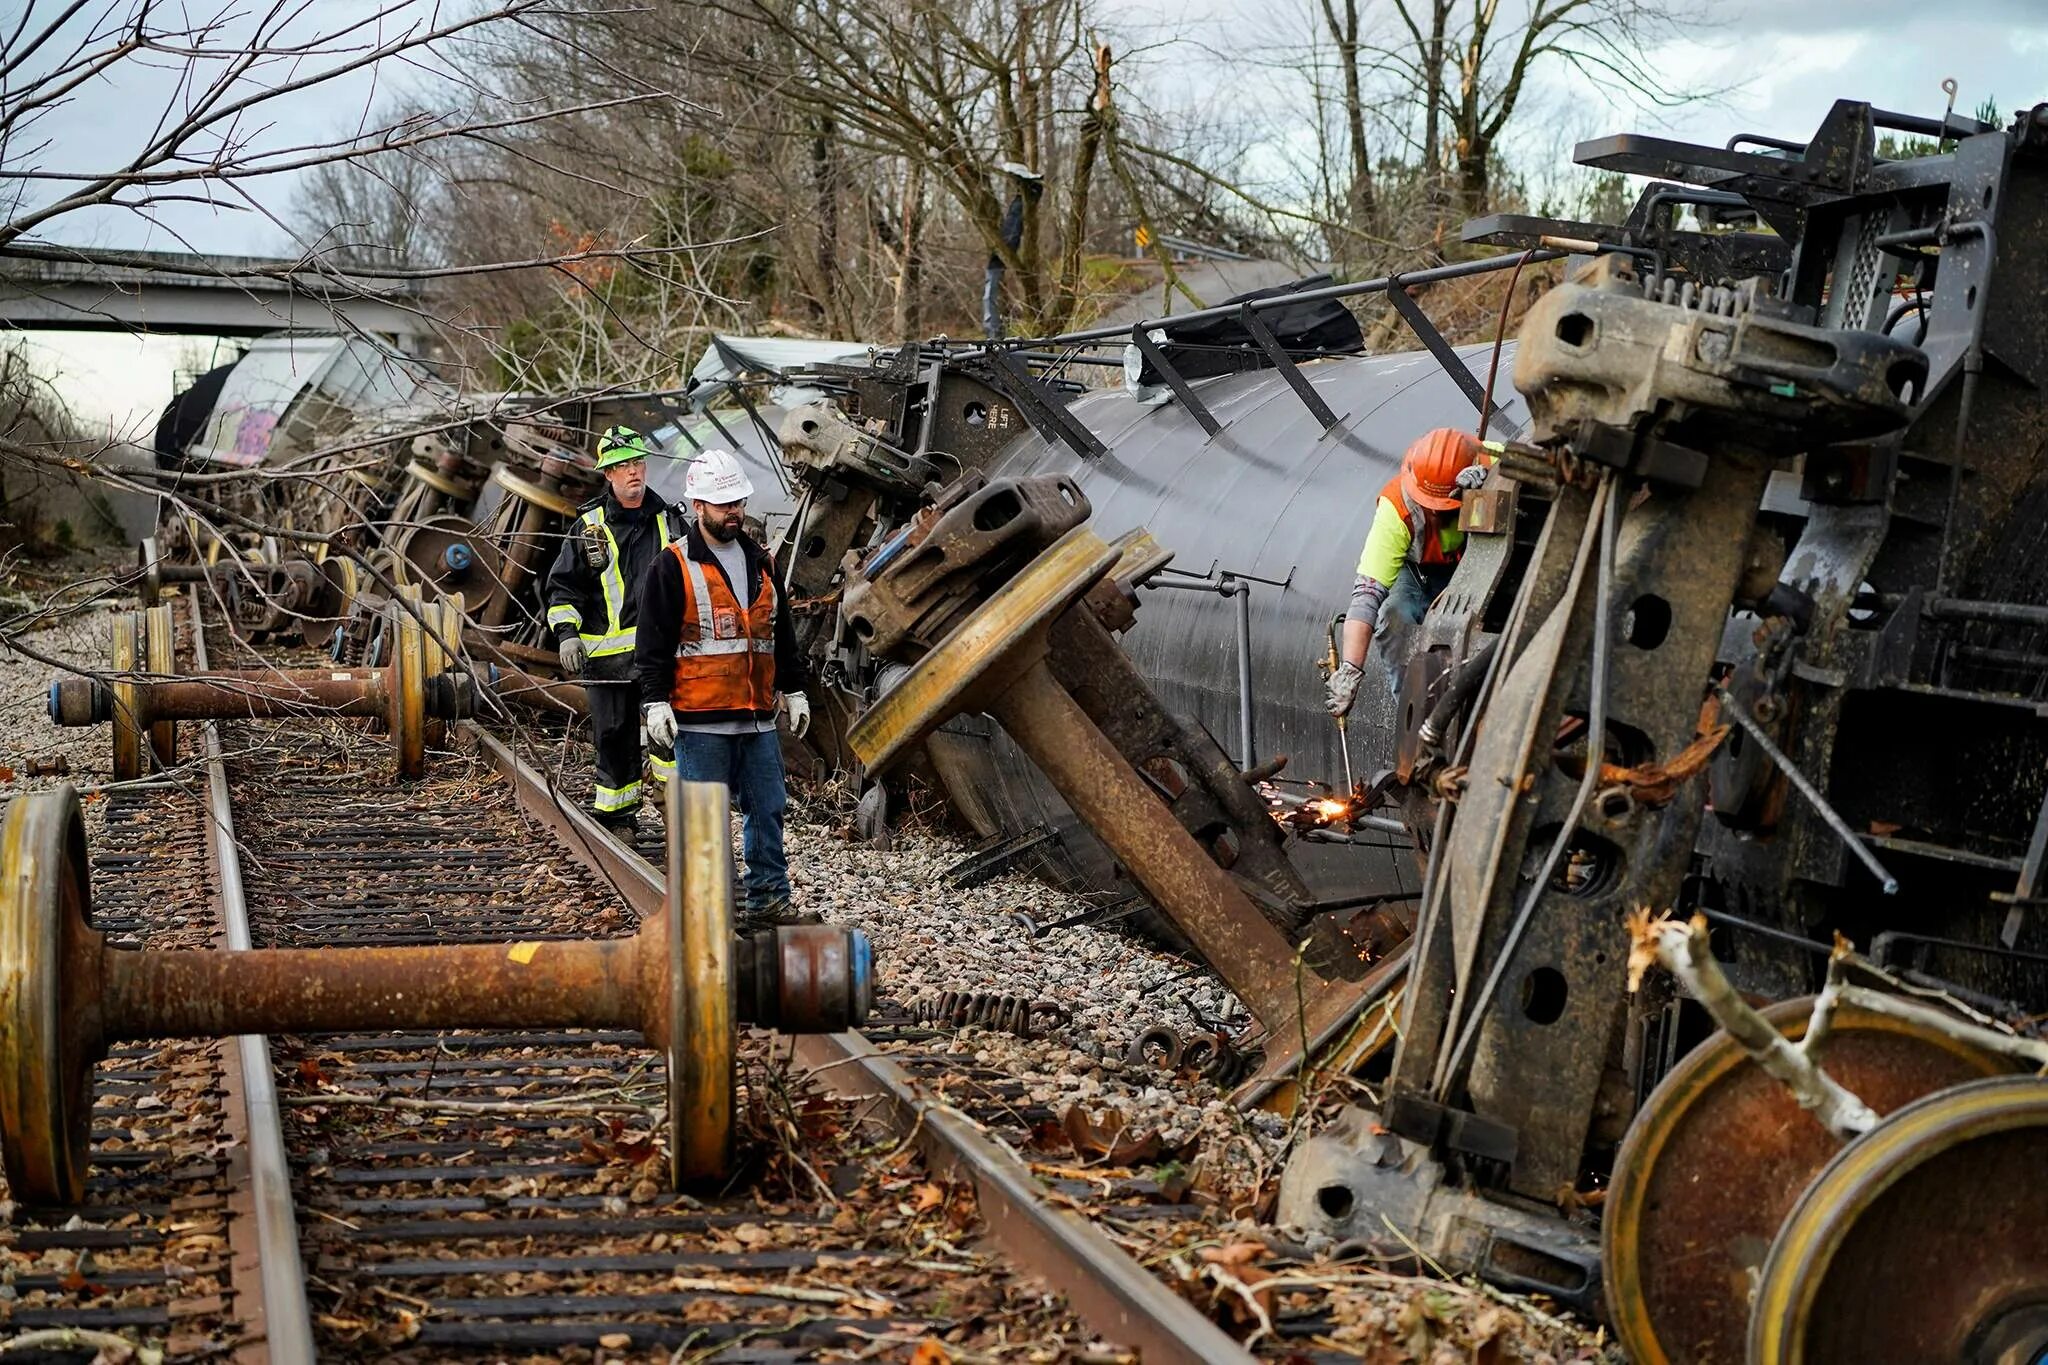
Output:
(566, 502), (676, 657)
(666, 541), (778, 715)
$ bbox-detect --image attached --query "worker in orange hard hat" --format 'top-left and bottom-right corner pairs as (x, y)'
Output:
(1326, 427), (1492, 716)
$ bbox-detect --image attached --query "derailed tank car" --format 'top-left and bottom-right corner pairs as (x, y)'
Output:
(774, 288), (1541, 931)
(785, 96), (2048, 1360)
(931, 348), (1530, 907)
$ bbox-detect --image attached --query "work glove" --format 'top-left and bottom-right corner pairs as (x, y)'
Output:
(783, 691), (812, 739)
(558, 636), (588, 677)
(1325, 660), (1365, 718)
(644, 702), (678, 748)
(1455, 463), (1490, 491)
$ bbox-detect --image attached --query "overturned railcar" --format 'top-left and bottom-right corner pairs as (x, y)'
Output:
(933, 347), (1529, 905)
(793, 96), (2048, 1359)
(773, 277), (1538, 932)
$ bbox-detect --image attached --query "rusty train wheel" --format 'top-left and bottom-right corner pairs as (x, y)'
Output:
(418, 597), (461, 749)
(0, 787), (100, 1206)
(1604, 996), (2015, 1364)
(137, 536), (163, 608)
(667, 779), (735, 1185)
(847, 526), (1117, 774)
(144, 602), (177, 767)
(109, 611), (144, 782)
(302, 555), (359, 651)
(492, 464), (577, 518)
(390, 599), (426, 778)
(1749, 1075), (2048, 1365)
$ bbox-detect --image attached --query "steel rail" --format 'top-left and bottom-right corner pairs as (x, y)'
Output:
(787, 1030), (1257, 1365)
(188, 595), (319, 1365)
(463, 722), (1256, 1365)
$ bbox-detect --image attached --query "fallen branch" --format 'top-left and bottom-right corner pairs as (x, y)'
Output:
(282, 1091), (653, 1118)
(0, 1330), (163, 1363)
(667, 1275), (893, 1311)
(1835, 984), (2048, 1069)
(1627, 909), (1879, 1140)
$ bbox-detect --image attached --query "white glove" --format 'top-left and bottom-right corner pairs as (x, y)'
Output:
(783, 691), (812, 739)
(644, 702), (677, 748)
(1455, 463), (1489, 491)
(558, 636), (588, 677)
(1325, 660), (1365, 717)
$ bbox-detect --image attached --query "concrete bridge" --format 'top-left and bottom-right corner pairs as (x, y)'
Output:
(0, 242), (435, 353)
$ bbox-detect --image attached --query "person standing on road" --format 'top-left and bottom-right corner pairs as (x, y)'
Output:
(543, 426), (680, 832)
(633, 448), (813, 927)
(983, 161), (1043, 340)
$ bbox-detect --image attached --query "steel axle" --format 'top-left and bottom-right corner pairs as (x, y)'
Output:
(47, 599), (466, 778)
(0, 780), (873, 1206)
(848, 527), (1364, 1082)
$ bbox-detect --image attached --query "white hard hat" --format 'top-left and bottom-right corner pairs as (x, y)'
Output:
(684, 448), (754, 504)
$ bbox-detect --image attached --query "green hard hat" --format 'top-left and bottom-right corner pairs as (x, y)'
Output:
(595, 425), (655, 469)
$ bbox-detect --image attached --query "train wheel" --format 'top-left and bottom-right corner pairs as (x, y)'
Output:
(0, 787), (100, 1206)
(667, 779), (735, 1186)
(1749, 1075), (2048, 1364)
(848, 526), (1117, 773)
(1604, 996), (2015, 1363)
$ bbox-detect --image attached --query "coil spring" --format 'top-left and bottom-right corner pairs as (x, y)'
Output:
(1125, 1025), (1256, 1087)
(914, 991), (1071, 1040)
(1642, 271), (1754, 319)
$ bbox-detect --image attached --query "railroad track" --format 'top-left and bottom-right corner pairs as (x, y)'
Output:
(2, 592), (1259, 1363)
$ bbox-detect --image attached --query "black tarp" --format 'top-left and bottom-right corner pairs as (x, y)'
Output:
(1127, 275), (1365, 387)
(153, 361), (235, 465)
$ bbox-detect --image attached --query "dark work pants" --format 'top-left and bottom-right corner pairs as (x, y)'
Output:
(584, 651), (643, 818)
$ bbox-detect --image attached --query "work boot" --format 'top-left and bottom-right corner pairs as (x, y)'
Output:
(736, 896), (823, 933)
(595, 810), (641, 842)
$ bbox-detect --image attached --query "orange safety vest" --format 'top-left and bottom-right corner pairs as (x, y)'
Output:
(1377, 473), (1463, 567)
(665, 542), (779, 716)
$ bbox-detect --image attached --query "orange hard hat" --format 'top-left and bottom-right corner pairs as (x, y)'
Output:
(1400, 427), (1481, 512)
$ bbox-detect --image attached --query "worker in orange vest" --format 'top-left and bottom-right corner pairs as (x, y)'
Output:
(1326, 427), (1491, 716)
(634, 448), (812, 928)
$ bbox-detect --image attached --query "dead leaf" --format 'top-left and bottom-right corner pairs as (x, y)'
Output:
(1060, 1106), (1198, 1167)
(1868, 820), (1902, 837)
(57, 1267), (106, 1296)
(1195, 1242), (1278, 1329)
(0, 767), (15, 783)
(598, 1332), (632, 1349)
(911, 1182), (946, 1212)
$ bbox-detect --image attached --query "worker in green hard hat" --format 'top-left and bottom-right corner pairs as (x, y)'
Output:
(542, 425), (682, 834)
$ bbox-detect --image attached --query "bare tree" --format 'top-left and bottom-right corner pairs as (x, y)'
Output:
(684, 0), (1112, 334)
(1287, 0), (1706, 252)
(1313, 0), (1386, 237)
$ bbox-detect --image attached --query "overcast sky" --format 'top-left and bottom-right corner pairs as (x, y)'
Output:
(12, 0), (2047, 259)
(8, 0), (2047, 432)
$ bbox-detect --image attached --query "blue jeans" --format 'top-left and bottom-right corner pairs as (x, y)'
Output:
(665, 730), (789, 907)
(982, 262), (1005, 339)
(1374, 562), (1456, 694)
